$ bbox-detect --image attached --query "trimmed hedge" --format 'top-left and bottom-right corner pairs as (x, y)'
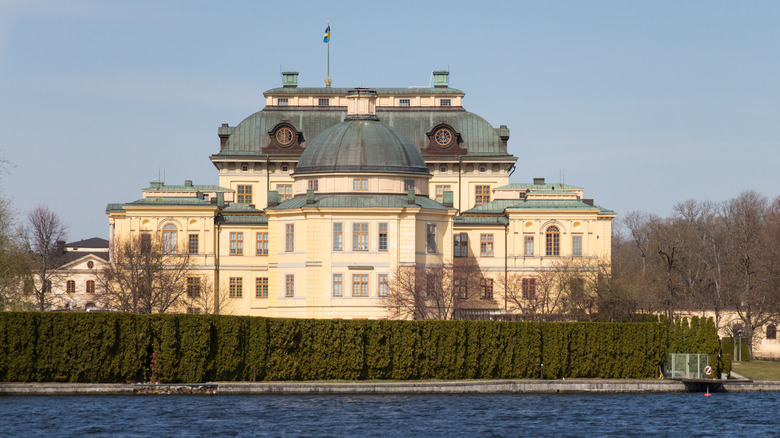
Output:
(0, 312), (722, 383)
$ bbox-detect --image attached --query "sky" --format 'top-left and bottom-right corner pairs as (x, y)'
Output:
(1, 1), (779, 241)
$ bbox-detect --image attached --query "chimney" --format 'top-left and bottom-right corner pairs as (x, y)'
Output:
(498, 125), (510, 148)
(56, 240), (66, 254)
(218, 123), (232, 150)
(432, 70), (449, 88)
(533, 177), (545, 185)
(184, 180), (193, 187)
(407, 189), (416, 205)
(306, 189), (315, 204)
(268, 190), (279, 207)
(150, 180), (163, 190)
(282, 71), (299, 88)
(443, 190), (454, 207)
(216, 192), (225, 208)
(583, 199), (594, 206)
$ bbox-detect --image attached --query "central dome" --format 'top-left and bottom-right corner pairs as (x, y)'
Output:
(294, 119), (430, 176)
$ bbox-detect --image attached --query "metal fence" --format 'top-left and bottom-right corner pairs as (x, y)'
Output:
(664, 353), (710, 379)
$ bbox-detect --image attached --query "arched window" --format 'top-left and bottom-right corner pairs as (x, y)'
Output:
(767, 324), (777, 340)
(545, 226), (560, 256)
(162, 224), (177, 253)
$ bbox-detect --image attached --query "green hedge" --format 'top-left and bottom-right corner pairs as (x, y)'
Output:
(0, 312), (722, 383)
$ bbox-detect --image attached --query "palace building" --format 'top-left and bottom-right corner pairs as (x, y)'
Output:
(106, 71), (616, 319)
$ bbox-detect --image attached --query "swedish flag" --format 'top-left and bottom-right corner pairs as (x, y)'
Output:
(323, 25), (330, 43)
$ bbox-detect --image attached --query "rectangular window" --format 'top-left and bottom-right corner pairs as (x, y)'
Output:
(308, 179), (319, 191)
(187, 307), (201, 314)
(399, 98), (411, 106)
(140, 233), (152, 253)
(475, 185), (490, 205)
(378, 223), (388, 251)
(440, 98), (452, 106)
(255, 277), (268, 298)
(276, 184), (292, 201)
(86, 280), (95, 294)
(378, 274), (388, 297)
(426, 223), (437, 253)
(572, 235), (583, 257)
(353, 178), (368, 191)
(332, 274), (343, 297)
(187, 277), (201, 298)
(229, 277), (243, 298)
(318, 98), (330, 106)
(435, 185), (451, 203)
(426, 274), (435, 297)
(278, 97), (288, 105)
(480, 234), (494, 257)
(353, 223), (368, 251)
(480, 278), (493, 299)
(285, 224), (294, 252)
(188, 234), (199, 254)
(454, 233), (468, 257)
(352, 274), (369, 297)
(522, 278), (536, 300)
(229, 232), (243, 255)
(524, 236), (534, 256)
(44, 280), (52, 293)
(404, 180), (415, 192)
(66, 280), (75, 293)
(454, 278), (467, 299)
(256, 232), (268, 255)
(237, 185), (252, 204)
(285, 274), (295, 297)
(333, 223), (343, 251)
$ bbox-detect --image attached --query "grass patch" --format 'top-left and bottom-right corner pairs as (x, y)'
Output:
(731, 360), (780, 381)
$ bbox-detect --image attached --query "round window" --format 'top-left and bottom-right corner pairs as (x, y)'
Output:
(87, 261), (94, 269)
(434, 128), (452, 148)
(276, 127), (294, 146)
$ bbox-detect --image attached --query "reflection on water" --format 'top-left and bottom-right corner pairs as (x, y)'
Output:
(1, 392), (778, 437)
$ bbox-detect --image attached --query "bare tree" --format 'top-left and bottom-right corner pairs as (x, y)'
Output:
(23, 206), (69, 311)
(383, 258), (484, 320)
(177, 273), (231, 314)
(97, 235), (192, 314)
(721, 191), (778, 356)
(0, 195), (32, 311)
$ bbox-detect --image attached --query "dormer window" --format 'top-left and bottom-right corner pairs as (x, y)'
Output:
(399, 98), (411, 107)
(318, 98), (330, 106)
(440, 98), (451, 107)
(277, 98), (289, 106)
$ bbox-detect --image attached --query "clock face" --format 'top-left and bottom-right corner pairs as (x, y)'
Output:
(276, 127), (294, 146)
(434, 128), (453, 148)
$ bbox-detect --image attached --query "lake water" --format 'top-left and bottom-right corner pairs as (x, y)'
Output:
(1, 392), (778, 437)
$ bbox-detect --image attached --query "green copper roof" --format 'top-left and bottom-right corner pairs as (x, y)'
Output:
(217, 215), (268, 225)
(462, 200), (523, 214)
(106, 203), (125, 213)
(454, 216), (508, 226)
(462, 199), (615, 215)
(268, 194), (450, 210)
(220, 203), (263, 213)
(295, 120), (429, 176)
(264, 87), (465, 96)
(495, 183), (583, 190)
(124, 197), (215, 207)
(215, 105), (511, 158)
(143, 183), (230, 192)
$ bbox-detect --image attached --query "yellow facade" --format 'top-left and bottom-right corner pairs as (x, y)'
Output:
(107, 72), (615, 319)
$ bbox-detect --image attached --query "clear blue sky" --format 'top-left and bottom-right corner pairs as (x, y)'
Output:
(2, 1), (779, 240)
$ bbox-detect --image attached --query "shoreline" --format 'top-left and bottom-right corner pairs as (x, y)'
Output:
(2, 379), (780, 395)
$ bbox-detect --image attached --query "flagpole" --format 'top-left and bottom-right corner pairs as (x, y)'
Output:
(325, 21), (332, 87)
